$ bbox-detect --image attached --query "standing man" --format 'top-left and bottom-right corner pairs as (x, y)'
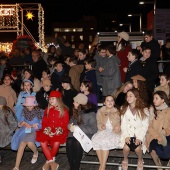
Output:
(94, 44), (108, 101)
(32, 50), (47, 80)
(138, 30), (160, 62)
(99, 45), (122, 98)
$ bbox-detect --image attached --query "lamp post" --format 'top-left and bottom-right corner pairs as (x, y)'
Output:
(139, 0), (156, 15)
(119, 23), (131, 32)
(128, 13), (142, 32)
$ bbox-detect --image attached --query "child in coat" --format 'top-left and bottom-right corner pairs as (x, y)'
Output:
(120, 88), (149, 170)
(154, 73), (170, 99)
(11, 96), (43, 170)
(84, 58), (98, 95)
(80, 80), (98, 108)
(14, 79), (36, 122)
(36, 90), (69, 170)
(0, 96), (17, 163)
(91, 95), (121, 170)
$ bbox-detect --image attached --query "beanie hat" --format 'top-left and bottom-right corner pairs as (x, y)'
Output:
(42, 79), (52, 87)
(61, 75), (71, 84)
(23, 79), (34, 86)
(118, 31), (129, 41)
(23, 96), (38, 106)
(49, 90), (62, 98)
(0, 96), (7, 105)
(131, 74), (146, 81)
(73, 93), (88, 105)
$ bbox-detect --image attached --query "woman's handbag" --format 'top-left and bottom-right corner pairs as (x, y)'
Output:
(73, 126), (92, 153)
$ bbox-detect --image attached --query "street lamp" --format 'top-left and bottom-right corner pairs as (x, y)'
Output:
(119, 23), (131, 32)
(139, 0), (156, 14)
(128, 13), (142, 32)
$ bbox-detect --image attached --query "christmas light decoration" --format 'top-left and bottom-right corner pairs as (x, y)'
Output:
(0, 8), (15, 16)
(0, 4), (45, 52)
(25, 11), (34, 20)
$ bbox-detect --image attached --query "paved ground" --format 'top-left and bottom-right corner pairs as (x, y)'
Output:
(0, 149), (169, 170)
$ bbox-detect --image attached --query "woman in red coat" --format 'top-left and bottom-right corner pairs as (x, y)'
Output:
(116, 31), (131, 83)
(36, 90), (69, 170)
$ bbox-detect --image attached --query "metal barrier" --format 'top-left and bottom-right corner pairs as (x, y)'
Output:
(81, 161), (170, 169)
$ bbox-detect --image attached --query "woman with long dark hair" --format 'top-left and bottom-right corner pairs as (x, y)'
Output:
(148, 91), (170, 169)
(66, 93), (97, 170)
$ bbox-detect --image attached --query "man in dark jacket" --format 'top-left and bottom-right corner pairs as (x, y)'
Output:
(140, 30), (160, 62)
(32, 50), (47, 80)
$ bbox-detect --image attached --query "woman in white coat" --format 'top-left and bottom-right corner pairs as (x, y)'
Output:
(120, 88), (149, 170)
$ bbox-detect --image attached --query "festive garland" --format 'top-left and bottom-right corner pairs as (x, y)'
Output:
(12, 35), (37, 51)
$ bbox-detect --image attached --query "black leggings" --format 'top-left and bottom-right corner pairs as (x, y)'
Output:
(66, 137), (83, 170)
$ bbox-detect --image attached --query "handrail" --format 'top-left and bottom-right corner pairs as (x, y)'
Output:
(81, 161), (170, 169)
(157, 60), (170, 63)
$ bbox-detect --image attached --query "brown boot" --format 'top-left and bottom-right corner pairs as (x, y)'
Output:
(42, 161), (50, 170)
(49, 161), (59, 170)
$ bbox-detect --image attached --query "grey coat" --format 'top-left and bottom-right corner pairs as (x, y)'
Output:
(94, 54), (108, 86)
(0, 109), (18, 147)
(68, 111), (97, 139)
(100, 55), (122, 96)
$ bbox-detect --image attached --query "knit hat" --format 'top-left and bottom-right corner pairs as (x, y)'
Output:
(73, 93), (88, 105)
(49, 90), (62, 98)
(118, 31), (129, 41)
(23, 96), (38, 106)
(0, 96), (7, 105)
(42, 79), (52, 87)
(131, 75), (146, 81)
(61, 75), (71, 84)
(23, 79), (34, 86)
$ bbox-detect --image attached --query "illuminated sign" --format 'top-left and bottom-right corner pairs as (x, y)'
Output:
(0, 8), (15, 16)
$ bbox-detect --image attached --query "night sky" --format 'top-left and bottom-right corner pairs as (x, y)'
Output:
(1, 0), (170, 35)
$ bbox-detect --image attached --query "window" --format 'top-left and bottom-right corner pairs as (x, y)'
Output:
(71, 36), (74, 42)
(89, 36), (93, 42)
(80, 35), (83, 41)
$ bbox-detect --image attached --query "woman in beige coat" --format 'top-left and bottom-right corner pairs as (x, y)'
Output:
(91, 95), (121, 170)
(0, 74), (17, 110)
(148, 91), (170, 170)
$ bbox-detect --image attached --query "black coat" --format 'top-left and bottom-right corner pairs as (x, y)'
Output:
(62, 89), (77, 116)
(140, 57), (159, 92)
(125, 59), (143, 83)
(141, 39), (160, 62)
(36, 88), (53, 110)
(32, 58), (47, 80)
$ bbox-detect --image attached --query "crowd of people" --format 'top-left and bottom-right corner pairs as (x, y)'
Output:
(0, 30), (170, 170)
